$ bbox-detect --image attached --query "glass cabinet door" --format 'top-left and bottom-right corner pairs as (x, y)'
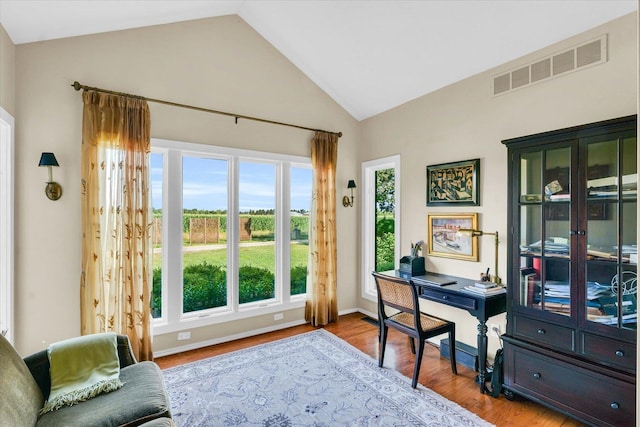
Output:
(584, 134), (637, 332)
(517, 146), (573, 317)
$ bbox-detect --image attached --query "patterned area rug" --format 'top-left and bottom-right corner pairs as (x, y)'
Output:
(163, 329), (494, 426)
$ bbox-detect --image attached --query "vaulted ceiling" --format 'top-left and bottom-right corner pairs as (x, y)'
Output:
(0, 1), (637, 120)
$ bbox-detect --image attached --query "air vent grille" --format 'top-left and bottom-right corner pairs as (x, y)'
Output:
(512, 66), (530, 89)
(531, 58), (551, 83)
(493, 35), (607, 96)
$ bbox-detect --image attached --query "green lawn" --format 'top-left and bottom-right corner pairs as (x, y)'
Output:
(153, 242), (309, 272)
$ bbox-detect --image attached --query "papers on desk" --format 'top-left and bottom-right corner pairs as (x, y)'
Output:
(462, 282), (506, 296)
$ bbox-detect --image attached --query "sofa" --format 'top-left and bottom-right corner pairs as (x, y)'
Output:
(0, 333), (173, 427)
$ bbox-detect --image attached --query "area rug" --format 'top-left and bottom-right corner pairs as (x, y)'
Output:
(162, 329), (494, 427)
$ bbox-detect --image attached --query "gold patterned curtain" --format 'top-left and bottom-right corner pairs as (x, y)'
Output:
(305, 131), (338, 326)
(80, 91), (153, 361)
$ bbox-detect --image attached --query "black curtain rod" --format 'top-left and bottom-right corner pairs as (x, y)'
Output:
(71, 81), (342, 138)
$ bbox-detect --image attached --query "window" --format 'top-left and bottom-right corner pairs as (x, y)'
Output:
(0, 107), (14, 342)
(182, 155), (229, 313)
(361, 155), (400, 302)
(151, 138), (311, 334)
(290, 166), (312, 296)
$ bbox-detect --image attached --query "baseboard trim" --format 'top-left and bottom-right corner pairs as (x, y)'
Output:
(154, 308), (373, 358)
(153, 318), (308, 358)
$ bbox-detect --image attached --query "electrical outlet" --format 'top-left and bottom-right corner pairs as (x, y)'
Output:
(491, 324), (501, 338)
(274, 313), (284, 321)
(177, 331), (191, 341)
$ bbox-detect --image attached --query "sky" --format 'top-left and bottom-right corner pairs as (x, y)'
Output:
(151, 153), (312, 212)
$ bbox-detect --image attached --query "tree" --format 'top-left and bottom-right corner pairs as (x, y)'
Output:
(375, 168), (395, 213)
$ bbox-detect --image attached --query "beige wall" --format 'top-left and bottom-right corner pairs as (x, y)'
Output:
(7, 11), (638, 359)
(0, 24), (15, 114)
(359, 12), (638, 355)
(13, 15), (360, 355)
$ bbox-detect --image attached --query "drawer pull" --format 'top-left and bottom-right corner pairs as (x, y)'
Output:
(533, 372), (541, 379)
(615, 350), (624, 357)
(537, 329), (546, 335)
(610, 402), (620, 410)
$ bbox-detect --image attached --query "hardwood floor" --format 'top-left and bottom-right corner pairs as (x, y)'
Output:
(156, 312), (585, 427)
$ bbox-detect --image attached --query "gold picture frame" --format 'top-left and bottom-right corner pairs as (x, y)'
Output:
(427, 213), (478, 261)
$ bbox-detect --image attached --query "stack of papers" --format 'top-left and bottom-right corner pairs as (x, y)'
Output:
(527, 240), (570, 255)
(543, 280), (611, 301)
(590, 313), (637, 325)
(463, 282), (506, 296)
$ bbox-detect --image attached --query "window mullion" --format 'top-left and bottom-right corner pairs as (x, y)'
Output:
(165, 150), (183, 323)
(228, 157), (239, 311)
(278, 163), (290, 303)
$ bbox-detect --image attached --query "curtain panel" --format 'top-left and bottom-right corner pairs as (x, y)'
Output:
(80, 91), (153, 361)
(305, 131), (338, 326)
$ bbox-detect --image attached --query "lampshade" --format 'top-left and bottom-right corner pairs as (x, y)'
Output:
(458, 228), (482, 237)
(38, 152), (59, 167)
(347, 179), (356, 189)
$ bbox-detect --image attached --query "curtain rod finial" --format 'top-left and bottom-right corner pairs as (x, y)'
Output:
(72, 81), (82, 91)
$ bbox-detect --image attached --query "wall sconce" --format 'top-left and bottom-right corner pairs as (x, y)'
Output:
(38, 152), (62, 201)
(458, 229), (501, 284)
(342, 180), (356, 207)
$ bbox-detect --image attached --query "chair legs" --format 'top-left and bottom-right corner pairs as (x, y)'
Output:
(378, 324), (388, 368)
(379, 323), (457, 389)
(411, 339), (425, 388)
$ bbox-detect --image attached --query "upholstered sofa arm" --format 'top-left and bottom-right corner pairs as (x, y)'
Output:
(24, 334), (137, 400)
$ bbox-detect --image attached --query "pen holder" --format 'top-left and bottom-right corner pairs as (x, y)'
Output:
(399, 256), (425, 278)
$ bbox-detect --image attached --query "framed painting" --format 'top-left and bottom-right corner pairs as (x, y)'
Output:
(427, 213), (478, 261)
(426, 158), (480, 206)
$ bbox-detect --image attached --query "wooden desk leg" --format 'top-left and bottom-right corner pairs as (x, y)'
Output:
(477, 320), (488, 393)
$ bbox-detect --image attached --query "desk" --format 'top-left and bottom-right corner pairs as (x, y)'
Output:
(384, 270), (507, 393)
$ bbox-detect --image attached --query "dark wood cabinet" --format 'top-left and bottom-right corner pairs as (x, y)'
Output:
(502, 115), (637, 427)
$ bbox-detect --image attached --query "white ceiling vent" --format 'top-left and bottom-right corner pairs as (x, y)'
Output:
(493, 34), (607, 96)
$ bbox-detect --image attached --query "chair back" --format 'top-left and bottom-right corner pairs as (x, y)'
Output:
(372, 272), (418, 318)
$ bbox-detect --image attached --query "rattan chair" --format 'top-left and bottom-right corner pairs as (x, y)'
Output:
(372, 271), (457, 388)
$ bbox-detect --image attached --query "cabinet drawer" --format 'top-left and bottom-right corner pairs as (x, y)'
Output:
(420, 288), (476, 311)
(511, 346), (635, 427)
(581, 333), (636, 372)
(513, 316), (574, 352)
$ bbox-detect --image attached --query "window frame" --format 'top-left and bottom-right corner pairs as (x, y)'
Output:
(0, 107), (14, 342)
(151, 138), (310, 335)
(361, 155), (401, 303)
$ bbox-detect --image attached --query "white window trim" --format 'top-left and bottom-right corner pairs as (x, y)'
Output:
(361, 155), (401, 303)
(152, 138), (310, 335)
(0, 107), (14, 343)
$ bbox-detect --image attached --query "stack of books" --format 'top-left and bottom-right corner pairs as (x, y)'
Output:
(463, 281), (506, 296)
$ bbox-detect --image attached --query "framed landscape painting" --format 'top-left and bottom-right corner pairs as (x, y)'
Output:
(427, 213), (478, 261)
(426, 158), (480, 206)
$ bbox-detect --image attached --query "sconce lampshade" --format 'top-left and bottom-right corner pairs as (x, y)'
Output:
(38, 152), (59, 167)
(38, 152), (62, 201)
(343, 180), (357, 207)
